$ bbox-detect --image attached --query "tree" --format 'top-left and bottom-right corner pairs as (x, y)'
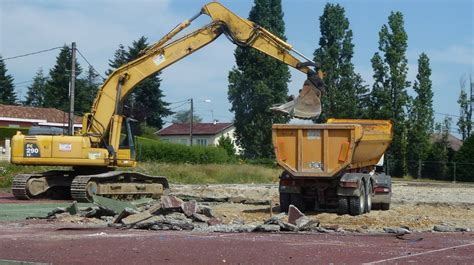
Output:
(454, 134), (474, 182)
(228, 0), (290, 158)
(370, 12), (410, 177)
(407, 53), (434, 177)
(75, 66), (100, 114)
(457, 75), (472, 140)
(172, 110), (202, 124)
(424, 117), (453, 180)
(0, 56), (17, 105)
(43, 45), (83, 112)
(24, 68), (48, 107)
(217, 135), (236, 157)
(107, 37), (172, 133)
(313, 3), (368, 120)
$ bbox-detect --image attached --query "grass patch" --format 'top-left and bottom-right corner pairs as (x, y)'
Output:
(0, 161), (281, 188)
(135, 162), (281, 184)
(0, 162), (59, 188)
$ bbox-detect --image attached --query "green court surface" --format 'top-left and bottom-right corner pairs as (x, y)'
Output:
(0, 202), (92, 222)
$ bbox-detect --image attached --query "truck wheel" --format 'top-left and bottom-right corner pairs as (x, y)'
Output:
(279, 193), (290, 213)
(349, 183), (366, 216)
(290, 194), (306, 212)
(365, 181), (372, 213)
(338, 196), (349, 215)
(380, 203), (390, 210)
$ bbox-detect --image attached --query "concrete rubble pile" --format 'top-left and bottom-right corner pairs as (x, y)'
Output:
(44, 195), (340, 233)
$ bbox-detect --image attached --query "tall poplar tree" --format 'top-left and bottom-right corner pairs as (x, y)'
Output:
(0, 56), (17, 105)
(228, 0), (290, 158)
(24, 68), (47, 107)
(407, 53), (434, 177)
(369, 12), (410, 177)
(107, 37), (172, 132)
(457, 76), (472, 140)
(313, 3), (368, 120)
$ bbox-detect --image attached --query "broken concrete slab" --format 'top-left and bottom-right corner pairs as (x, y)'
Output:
(264, 213), (286, 225)
(181, 200), (198, 217)
(92, 195), (137, 215)
(114, 208), (139, 223)
(296, 218), (319, 231)
(198, 205), (215, 218)
(383, 227), (411, 234)
(433, 225), (457, 232)
(192, 213), (210, 223)
(161, 195), (184, 210)
(278, 221), (299, 232)
(134, 216), (166, 229)
(147, 203), (163, 215)
(287, 205), (304, 225)
(193, 224), (257, 233)
(121, 211), (153, 226)
(207, 217), (222, 226)
(255, 224), (281, 233)
(65, 201), (79, 215)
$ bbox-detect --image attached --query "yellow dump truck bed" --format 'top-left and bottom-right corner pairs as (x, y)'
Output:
(272, 119), (392, 178)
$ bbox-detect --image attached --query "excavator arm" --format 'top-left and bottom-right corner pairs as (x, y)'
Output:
(84, 2), (324, 150)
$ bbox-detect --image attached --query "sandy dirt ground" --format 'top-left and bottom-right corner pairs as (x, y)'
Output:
(170, 181), (474, 232)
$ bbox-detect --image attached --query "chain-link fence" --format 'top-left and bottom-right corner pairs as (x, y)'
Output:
(386, 159), (474, 182)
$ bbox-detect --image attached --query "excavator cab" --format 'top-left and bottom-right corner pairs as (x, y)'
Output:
(271, 69), (325, 119)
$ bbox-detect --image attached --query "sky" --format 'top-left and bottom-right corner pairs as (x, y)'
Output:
(1, 0), (473, 130)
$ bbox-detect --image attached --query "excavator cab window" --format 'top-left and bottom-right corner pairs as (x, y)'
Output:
(119, 118), (136, 159)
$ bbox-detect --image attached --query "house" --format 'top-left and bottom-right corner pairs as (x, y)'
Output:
(430, 132), (463, 151)
(0, 104), (82, 161)
(156, 122), (241, 154)
(0, 104), (82, 129)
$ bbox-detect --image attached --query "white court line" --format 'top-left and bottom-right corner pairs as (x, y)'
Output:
(365, 242), (474, 264)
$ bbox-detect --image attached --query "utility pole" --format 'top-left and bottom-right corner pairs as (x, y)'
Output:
(68, 42), (76, 135)
(189, 98), (194, 146)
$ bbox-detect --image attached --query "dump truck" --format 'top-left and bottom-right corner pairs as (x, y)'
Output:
(273, 119), (393, 215)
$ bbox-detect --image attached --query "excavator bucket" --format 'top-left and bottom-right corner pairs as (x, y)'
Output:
(271, 79), (323, 119)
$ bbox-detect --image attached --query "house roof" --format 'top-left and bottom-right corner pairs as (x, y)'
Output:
(430, 132), (463, 151)
(157, 122), (233, 136)
(0, 104), (82, 125)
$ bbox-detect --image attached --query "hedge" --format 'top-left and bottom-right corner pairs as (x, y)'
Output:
(0, 127), (29, 140)
(136, 137), (229, 164)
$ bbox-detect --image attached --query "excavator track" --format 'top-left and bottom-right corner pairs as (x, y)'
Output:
(11, 174), (34, 200)
(71, 171), (169, 202)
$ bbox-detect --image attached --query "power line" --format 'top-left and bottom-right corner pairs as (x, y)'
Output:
(76, 48), (105, 80)
(434, 112), (461, 118)
(2, 46), (63, 61)
(13, 80), (34, 86)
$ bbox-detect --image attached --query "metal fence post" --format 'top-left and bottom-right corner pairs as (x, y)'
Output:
(453, 162), (457, 183)
(418, 160), (422, 179)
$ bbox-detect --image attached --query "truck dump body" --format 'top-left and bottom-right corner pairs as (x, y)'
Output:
(272, 119), (392, 178)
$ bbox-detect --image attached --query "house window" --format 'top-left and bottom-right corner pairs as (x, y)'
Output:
(196, 138), (207, 146)
(179, 139), (187, 145)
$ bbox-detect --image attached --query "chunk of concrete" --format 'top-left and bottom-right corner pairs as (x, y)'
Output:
(161, 195), (184, 210)
(192, 213), (210, 223)
(433, 225), (456, 233)
(114, 207), (139, 223)
(255, 224), (281, 233)
(287, 205), (304, 225)
(383, 227), (412, 234)
(198, 205), (215, 218)
(279, 221), (299, 232)
(181, 200), (198, 217)
(147, 203), (163, 215)
(65, 201), (79, 215)
(264, 213), (287, 225)
(207, 217), (222, 226)
(121, 211), (153, 226)
(296, 217), (319, 231)
(92, 195), (137, 215)
(134, 216), (166, 229)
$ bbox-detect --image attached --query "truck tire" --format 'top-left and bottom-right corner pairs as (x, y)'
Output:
(380, 203), (390, 211)
(349, 183), (366, 216)
(279, 192), (290, 212)
(365, 181), (372, 213)
(338, 196), (349, 215)
(290, 194), (306, 212)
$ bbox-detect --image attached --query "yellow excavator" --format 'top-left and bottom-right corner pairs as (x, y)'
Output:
(10, 2), (324, 201)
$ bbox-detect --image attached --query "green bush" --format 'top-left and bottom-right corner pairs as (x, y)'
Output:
(0, 127), (28, 140)
(136, 138), (229, 164)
